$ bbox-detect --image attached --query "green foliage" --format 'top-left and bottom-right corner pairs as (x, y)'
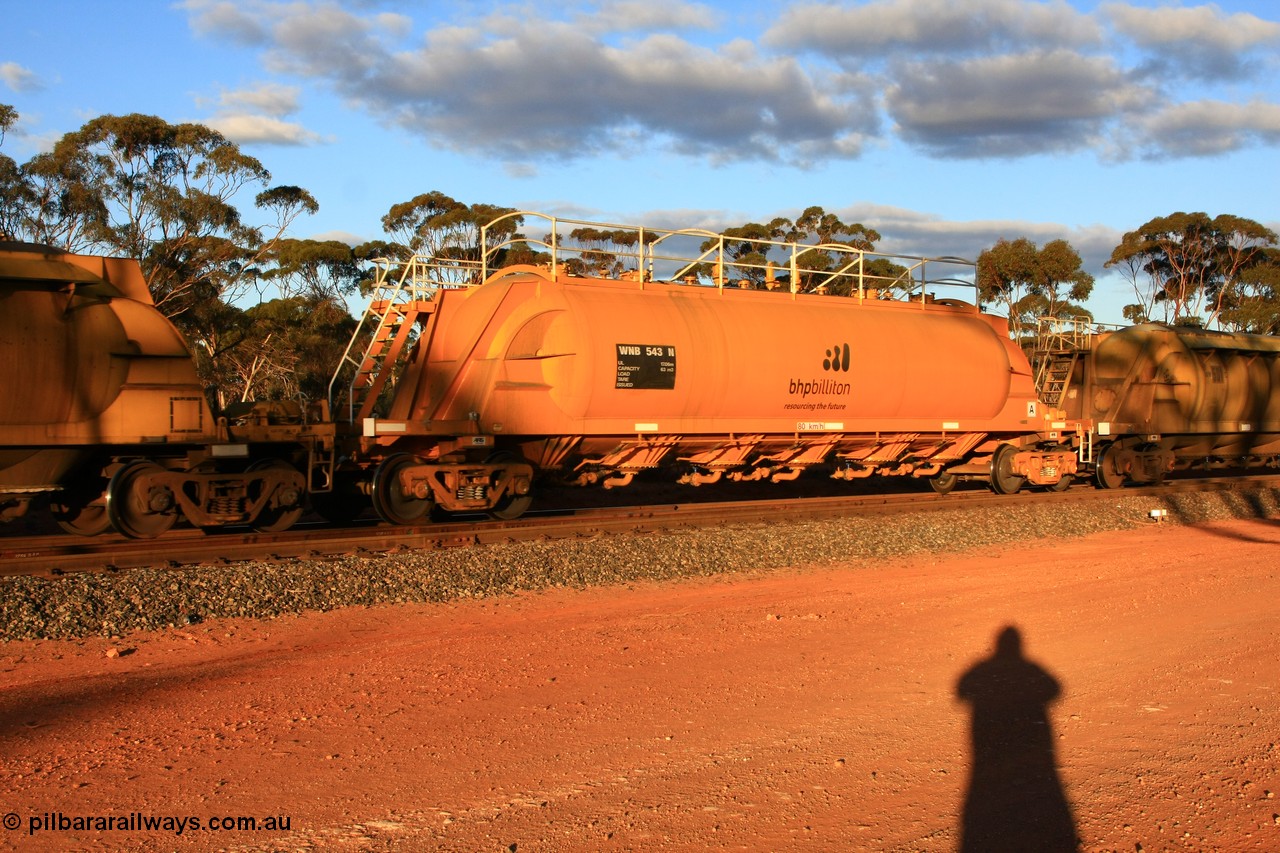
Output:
(3, 113), (319, 324)
(382, 191), (520, 260)
(796, 205), (880, 250)
(1105, 211), (1277, 330)
(1121, 303), (1150, 325)
(195, 295), (358, 408)
(700, 207), (882, 291)
(255, 238), (364, 301)
(1218, 247), (1280, 334)
(560, 226), (657, 277)
(0, 151), (28, 241)
(977, 237), (1094, 340)
(0, 105), (20, 240)
(12, 145), (108, 250)
(353, 239), (411, 263)
(379, 191), (522, 283)
(0, 103), (15, 146)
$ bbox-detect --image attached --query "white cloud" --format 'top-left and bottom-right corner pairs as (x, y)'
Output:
(174, 0), (1280, 165)
(198, 83), (325, 146)
(765, 0), (1102, 57)
(1129, 99), (1280, 158)
(262, 3), (408, 80)
(577, 0), (719, 34)
(258, 6), (879, 163)
(503, 161), (540, 179)
(887, 51), (1146, 158)
(1104, 2), (1280, 52)
(205, 113), (325, 145)
(0, 61), (43, 93)
(307, 228), (365, 246)
(216, 82), (302, 118)
(1104, 1), (1280, 81)
(181, 0), (273, 45)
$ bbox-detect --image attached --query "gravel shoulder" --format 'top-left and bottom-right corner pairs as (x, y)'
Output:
(2, 489), (1279, 851)
(3, 485), (1278, 641)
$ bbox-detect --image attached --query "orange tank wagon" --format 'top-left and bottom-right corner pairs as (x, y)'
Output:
(334, 213), (1079, 523)
(1033, 320), (1280, 487)
(0, 242), (332, 535)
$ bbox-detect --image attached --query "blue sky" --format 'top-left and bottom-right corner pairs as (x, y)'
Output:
(3, 0), (1279, 322)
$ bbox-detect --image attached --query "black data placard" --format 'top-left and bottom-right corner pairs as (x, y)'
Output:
(615, 344), (676, 389)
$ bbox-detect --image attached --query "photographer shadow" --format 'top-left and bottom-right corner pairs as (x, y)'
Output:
(956, 625), (1078, 852)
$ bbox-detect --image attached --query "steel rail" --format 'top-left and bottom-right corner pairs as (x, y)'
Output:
(2, 475), (1278, 579)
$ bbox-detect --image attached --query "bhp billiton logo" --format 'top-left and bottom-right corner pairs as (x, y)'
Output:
(824, 343), (850, 372)
(789, 342), (852, 398)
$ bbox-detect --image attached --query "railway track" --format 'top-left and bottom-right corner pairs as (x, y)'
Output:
(4, 475), (1277, 578)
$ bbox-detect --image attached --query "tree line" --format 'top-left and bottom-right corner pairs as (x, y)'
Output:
(2, 106), (1278, 409)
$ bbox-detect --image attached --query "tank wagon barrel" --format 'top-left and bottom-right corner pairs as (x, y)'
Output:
(330, 212), (1081, 524)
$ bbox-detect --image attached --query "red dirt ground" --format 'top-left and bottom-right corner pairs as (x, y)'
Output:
(3, 516), (1279, 852)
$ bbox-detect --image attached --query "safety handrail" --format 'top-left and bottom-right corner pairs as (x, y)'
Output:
(480, 211), (978, 303)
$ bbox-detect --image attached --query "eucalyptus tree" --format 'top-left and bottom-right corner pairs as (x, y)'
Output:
(190, 238), (367, 407)
(0, 105), (40, 242)
(0, 103), (33, 241)
(2, 105), (104, 249)
(977, 238), (1094, 342)
(0, 103), (14, 143)
(15, 113), (318, 320)
(704, 207), (882, 293)
(380, 191), (522, 282)
(561, 226), (654, 278)
(1107, 212), (1277, 329)
(710, 220), (790, 287)
(0, 153), (23, 242)
(1219, 247), (1280, 335)
(794, 205), (880, 251)
(254, 237), (365, 302)
(222, 295), (359, 404)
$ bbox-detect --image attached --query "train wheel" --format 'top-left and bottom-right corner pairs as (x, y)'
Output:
(486, 452), (533, 521)
(1095, 443), (1126, 489)
(371, 454), (430, 526)
(989, 445), (1025, 495)
(106, 461), (177, 538)
(1046, 474), (1073, 492)
(928, 472), (958, 495)
(51, 477), (112, 536)
(249, 460), (305, 533)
